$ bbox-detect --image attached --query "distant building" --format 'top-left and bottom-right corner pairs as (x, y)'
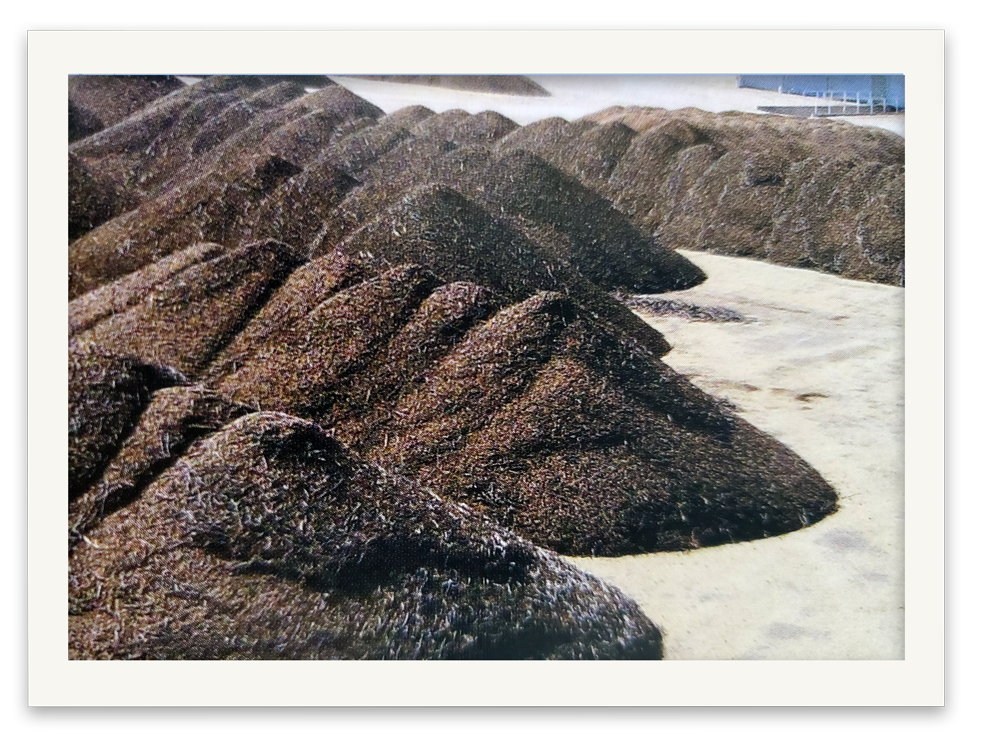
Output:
(738, 75), (904, 110)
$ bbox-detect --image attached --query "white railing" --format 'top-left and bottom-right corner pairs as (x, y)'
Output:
(798, 91), (903, 116)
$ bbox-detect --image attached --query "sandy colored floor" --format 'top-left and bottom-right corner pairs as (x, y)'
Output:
(566, 250), (904, 659)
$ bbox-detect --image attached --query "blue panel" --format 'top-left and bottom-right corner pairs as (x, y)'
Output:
(887, 75), (905, 109)
(827, 75), (873, 99)
(737, 74), (903, 109)
(780, 75), (828, 96)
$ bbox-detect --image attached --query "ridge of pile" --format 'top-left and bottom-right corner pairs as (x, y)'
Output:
(71, 239), (836, 557)
(69, 394), (661, 660)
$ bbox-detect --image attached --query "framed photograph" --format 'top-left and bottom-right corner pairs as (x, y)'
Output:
(28, 29), (944, 706)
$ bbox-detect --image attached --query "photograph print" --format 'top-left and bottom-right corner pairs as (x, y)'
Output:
(66, 71), (905, 662)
